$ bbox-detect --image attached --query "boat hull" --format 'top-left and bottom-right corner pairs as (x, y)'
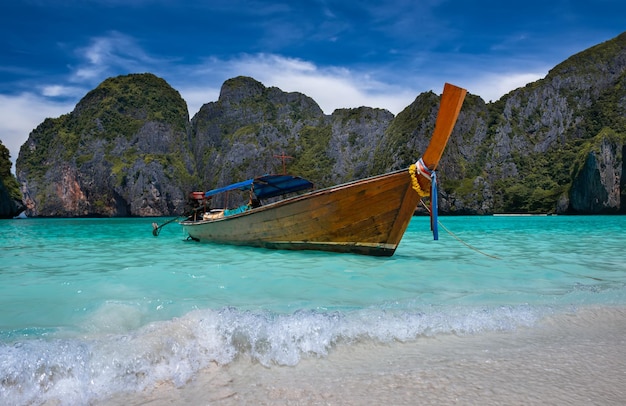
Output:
(180, 169), (420, 256)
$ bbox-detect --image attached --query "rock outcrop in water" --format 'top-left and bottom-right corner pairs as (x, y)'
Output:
(12, 32), (626, 217)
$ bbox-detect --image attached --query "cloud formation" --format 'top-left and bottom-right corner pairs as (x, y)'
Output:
(1, 1), (624, 172)
(0, 93), (74, 166)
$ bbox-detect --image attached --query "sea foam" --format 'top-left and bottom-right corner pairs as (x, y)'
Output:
(0, 303), (545, 405)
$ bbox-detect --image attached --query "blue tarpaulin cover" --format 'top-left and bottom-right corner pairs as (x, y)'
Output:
(204, 175), (314, 199)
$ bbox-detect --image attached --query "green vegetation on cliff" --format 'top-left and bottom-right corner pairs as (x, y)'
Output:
(444, 33), (626, 214)
(82, 73), (189, 131)
(0, 141), (21, 200)
(288, 125), (334, 186)
(19, 73), (190, 183)
(371, 91), (438, 173)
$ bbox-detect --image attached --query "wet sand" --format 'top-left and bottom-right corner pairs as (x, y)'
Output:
(102, 307), (626, 405)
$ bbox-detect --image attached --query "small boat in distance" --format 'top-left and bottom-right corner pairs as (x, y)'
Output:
(179, 83), (467, 256)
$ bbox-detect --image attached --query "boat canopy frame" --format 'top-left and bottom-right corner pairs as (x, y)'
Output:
(203, 174), (314, 200)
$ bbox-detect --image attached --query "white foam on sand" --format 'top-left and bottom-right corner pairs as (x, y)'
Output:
(101, 306), (626, 405)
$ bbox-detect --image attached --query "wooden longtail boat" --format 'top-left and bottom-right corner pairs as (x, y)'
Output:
(179, 83), (466, 256)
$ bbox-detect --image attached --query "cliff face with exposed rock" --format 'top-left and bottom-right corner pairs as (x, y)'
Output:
(190, 76), (394, 207)
(12, 32), (626, 217)
(568, 130), (626, 213)
(16, 74), (194, 217)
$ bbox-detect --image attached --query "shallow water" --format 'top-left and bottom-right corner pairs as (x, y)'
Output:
(1, 215), (625, 405)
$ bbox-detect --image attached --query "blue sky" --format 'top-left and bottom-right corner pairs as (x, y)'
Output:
(1, 0), (624, 170)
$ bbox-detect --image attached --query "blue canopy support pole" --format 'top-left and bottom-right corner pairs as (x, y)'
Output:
(431, 171), (439, 240)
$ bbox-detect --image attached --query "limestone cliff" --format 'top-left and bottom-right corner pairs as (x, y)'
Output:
(568, 129), (626, 213)
(14, 32), (626, 216)
(470, 32), (626, 214)
(190, 76), (327, 198)
(189, 76), (394, 207)
(16, 73), (194, 217)
(425, 31), (626, 214)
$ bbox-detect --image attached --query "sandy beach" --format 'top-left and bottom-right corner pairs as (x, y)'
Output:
(100, 306), (626, 405)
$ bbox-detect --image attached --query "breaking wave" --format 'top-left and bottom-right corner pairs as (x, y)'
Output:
(1, 303), (546, 405)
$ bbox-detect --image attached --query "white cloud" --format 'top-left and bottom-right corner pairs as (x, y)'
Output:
(175, 86), (221, 118)
(263, 71), (414, 114)
(70, 31), (165, 84)
(467, 72), (546, 102)
(177, 53), (419, 115)
(41, 84), (86, 98)
(172, 54), (544, 117)
(0, 93), (73, 172)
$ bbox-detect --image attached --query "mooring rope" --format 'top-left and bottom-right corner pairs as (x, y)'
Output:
(419, 200), (500, 259)
(436, 220), (501, 259)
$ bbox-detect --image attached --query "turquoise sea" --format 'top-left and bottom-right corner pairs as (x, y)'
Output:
(1, 215), (625, 405)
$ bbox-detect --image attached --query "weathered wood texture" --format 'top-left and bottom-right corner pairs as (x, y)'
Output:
(183, 170), (418, 256)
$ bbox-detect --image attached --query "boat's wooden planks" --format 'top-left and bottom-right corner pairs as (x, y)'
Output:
(183, 170), (415, 255)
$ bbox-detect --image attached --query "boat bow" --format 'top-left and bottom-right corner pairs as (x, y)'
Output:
(410, 83), (467, 240)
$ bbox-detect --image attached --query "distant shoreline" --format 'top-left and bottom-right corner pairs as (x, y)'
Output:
(493, 213), (553, 216)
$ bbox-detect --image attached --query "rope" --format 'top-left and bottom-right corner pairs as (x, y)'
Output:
(419, 200), (500, 259)
(437, 221), (501, 259)
(415, 157), (433, 180)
